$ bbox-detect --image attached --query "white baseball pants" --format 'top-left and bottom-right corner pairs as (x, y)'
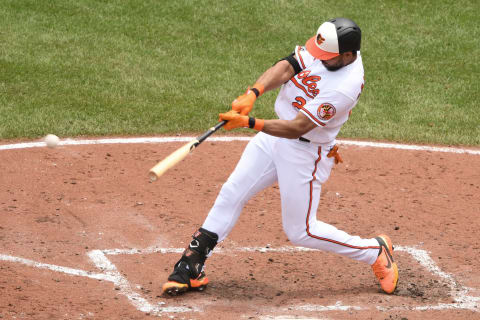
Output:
(202, 132), (380, 265)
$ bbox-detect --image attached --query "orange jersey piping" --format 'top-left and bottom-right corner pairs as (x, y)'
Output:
(305, 147), (380, 250)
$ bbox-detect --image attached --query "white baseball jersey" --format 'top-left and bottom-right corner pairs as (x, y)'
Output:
(275, 46), (365, 144)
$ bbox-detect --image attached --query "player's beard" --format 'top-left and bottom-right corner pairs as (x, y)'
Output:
(322, 60), (344, 71)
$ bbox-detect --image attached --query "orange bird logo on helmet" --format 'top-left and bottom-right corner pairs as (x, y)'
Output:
(316, 34), (326, 46)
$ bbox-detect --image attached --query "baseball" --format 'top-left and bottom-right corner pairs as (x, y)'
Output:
(44, 134), (60, 148)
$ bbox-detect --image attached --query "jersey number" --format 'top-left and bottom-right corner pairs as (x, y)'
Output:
(292, 96), (306, 109)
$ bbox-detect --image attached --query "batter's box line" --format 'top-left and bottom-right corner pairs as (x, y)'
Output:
(101, 244), (480, 314)
(1, 245), (479, 317)
(0, 252), (193, 316)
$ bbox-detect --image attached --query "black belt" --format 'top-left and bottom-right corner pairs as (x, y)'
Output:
(299, 137), (310, 143)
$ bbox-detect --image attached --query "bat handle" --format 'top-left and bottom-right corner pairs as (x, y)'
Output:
(195, 120), (227, 146)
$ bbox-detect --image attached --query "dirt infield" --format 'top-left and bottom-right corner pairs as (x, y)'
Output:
(1, 137), (479, 319)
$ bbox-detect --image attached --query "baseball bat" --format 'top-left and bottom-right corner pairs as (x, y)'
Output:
(148, 120), (227, 181)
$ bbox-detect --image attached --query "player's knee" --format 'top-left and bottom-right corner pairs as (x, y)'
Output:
(216, 181), (254, 213)
(214, 184), (240, 210)
(218, 180), (245, 204)
(283, 227), (308, 246)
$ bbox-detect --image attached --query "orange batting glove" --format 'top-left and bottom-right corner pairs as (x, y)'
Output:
(231, 83), (265, 115)
(219, 110), (264, 131)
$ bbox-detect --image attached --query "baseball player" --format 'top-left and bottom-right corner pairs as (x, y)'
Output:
(162, 18), (398, 296)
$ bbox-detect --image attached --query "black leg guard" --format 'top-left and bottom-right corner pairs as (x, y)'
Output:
(168, 228), (218, 286)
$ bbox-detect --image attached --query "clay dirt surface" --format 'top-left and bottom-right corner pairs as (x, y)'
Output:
(0, 137), (479, 319)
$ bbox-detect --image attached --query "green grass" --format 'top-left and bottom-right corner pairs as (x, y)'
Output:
(0, 0), (478, 145)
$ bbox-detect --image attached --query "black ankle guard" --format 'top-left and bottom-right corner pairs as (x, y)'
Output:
(168, 228), (218, 284)
(189, 228), (218, 256)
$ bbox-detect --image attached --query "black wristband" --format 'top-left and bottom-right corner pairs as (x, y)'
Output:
(250, 88), (260, 98)
(248, 117), (256, 129)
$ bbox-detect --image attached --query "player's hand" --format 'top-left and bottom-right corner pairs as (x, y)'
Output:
(231, 89), (257, 116)
(231, 84), (264, 115)
(219, 110), (249, 130)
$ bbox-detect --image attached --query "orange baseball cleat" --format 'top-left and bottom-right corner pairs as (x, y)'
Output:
(371, 234), (399, 294)
(162, 261), (209, 296)
(162, 273), (209, 296)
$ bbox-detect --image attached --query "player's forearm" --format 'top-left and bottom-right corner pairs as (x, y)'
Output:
(260, 119), (307, 139)
(255, 60), (295, 93)
(231, 60), (294, 116)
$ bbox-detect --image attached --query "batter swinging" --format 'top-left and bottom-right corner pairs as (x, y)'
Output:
(162, 18), (399, 296)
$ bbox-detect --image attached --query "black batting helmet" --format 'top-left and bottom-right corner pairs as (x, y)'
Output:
(306, 17), (362, 60)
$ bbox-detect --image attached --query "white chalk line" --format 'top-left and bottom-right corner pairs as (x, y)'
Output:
(0, 252), (199, 316)
(0, 254), (112, 282)
(378, 246), (480, 313)
(101, 245), (316, 256)
(0, 136), (479, 155)
(1, 245), (479, 316)
(87, 250), (196, 315)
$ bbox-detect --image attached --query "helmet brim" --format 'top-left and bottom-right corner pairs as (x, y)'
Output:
(305, 36), (340, 61)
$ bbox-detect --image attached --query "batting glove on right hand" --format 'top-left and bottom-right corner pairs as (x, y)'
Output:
(219, 110), (264, 131)
(219, 110), (248, 130)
